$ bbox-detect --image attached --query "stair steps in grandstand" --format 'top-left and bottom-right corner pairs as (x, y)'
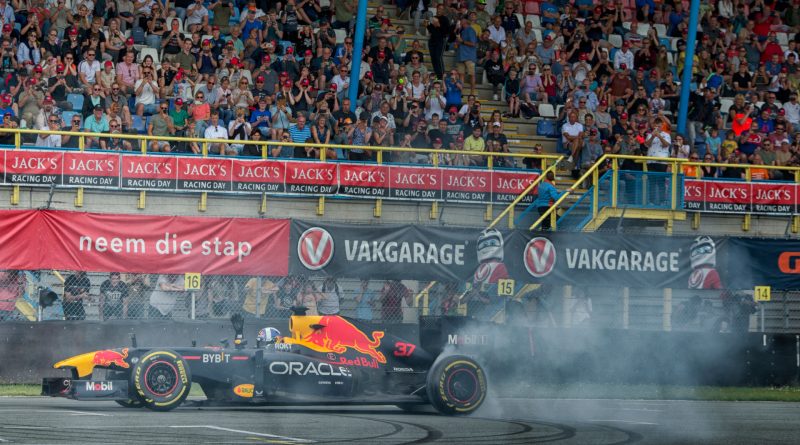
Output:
(367, 2), (560, 154)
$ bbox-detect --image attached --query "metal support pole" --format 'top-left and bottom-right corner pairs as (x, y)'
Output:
(677, 0), (700, 134)
(256, 277), (263, 318)
(191, 292), (196, 320)
(348, 0), (369, 112)
(663, 288), (672, 331)
(622, 287), (630, 329)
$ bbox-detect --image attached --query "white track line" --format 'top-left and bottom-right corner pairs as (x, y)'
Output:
(36, 409), (111, 417)
(170, 425), (314, 443)
(589, 419), (658, 426)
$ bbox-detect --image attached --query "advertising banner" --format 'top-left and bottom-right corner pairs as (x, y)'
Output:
(120, 154), (178, 191)
(290, 220), (476, 281)
(0, 210), (289, 275)
(176, 157), (233, 192)
(2, 149), (62, 186)
(0, 149), (544, 205)
(684, 179), (799, 215)
(62, 151), (120, 188)
(230, 159), (286, 193)
(289, 221), (800, 290)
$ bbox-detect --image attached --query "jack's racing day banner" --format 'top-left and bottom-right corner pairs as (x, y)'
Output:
(290, 220), (800, 290)
(0, 149), (539, 205)
(0, 210), (289, 275)
(684, 179), (799, 215)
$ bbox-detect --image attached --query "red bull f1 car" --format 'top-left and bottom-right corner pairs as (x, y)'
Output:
(41, 312), (488, 415)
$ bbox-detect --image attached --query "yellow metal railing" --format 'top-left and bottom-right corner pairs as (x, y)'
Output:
(487, 156), (564, 229)
(520, 154), (800, 232)
(1, 128), (560, 215)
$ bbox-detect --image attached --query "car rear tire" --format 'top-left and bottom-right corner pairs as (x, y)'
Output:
(426, 355), (487, 415)
(132, 349), (191, 412)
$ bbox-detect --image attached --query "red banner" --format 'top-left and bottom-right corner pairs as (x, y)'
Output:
(121, 154), (178, 191)
(338, 164), (390, 198)
(231, 159), (285, 193)
(177, 157), (232, 192)
(0, 149), (542, 205)
(440, 168), (492, 203)
(2, 150), (62, 185)
(284, 161), (338, 195)
(492, 170), (539, 204)
(0, 210), (289, 275)
(684, 179), (799, 215)
(62, 151), (120, 188)
(387, 165), (442, 201)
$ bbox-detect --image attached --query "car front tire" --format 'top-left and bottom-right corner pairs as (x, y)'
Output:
(132, 349), (191, 412)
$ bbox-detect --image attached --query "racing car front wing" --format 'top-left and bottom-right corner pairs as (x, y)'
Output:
(42, 378), (131, 401)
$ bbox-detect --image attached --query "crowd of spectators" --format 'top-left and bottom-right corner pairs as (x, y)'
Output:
(0, 0), (794, 176)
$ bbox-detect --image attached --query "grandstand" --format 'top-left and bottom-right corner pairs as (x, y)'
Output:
(0, 0), (798, 336)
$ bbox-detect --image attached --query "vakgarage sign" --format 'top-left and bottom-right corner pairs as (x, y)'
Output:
(0, 149), (539, 205)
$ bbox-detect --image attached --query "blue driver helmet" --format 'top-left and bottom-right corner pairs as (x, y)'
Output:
(257, 327), (281, 344)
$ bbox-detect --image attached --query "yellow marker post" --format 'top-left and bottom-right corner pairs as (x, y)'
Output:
(754, 286), (771, 302)
(184, 273), (202, 290)
(185, 272), (202, 320)
(497, 279), (515, 296)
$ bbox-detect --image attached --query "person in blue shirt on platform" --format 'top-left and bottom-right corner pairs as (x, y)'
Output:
(532, 171), (571, 231)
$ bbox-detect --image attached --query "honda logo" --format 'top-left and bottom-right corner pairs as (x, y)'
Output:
(523, 237), (556, 278)
(778, 252), (800, 274)
(297, 227), (334, 270)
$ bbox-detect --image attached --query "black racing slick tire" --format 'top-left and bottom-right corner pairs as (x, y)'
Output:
(132, 350), (191, 412)
(426, 355), (487, 415)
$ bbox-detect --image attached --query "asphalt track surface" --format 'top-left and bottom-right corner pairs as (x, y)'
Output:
(1, 397), (800, 444)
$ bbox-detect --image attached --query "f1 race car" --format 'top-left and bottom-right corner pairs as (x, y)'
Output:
(42, 311), (487, 415)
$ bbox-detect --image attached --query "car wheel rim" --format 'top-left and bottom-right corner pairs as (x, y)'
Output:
(446, 368), (478, 404)
(144, 360), (179, 396)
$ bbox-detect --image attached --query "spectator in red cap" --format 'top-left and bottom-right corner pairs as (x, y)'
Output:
(98, 61), (116, 94)
(197, 38), (218, 79)
(18, 77), (42, 126)
(34, 95), (57, 131)
(370, 49), (391, 85)
(614, 41), (634, 71)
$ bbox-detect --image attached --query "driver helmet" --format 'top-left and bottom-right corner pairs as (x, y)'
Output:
(257, 327), (281, 344)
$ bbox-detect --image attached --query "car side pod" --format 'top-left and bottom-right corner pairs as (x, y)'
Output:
(426, 355), (487, 415)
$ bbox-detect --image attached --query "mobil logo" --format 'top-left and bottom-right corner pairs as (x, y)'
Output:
(297, 227), (334, 270)
(523, 237), (556, 278)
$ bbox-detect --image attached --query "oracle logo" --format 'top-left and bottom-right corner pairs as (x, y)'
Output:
(778, 252), (800, 274)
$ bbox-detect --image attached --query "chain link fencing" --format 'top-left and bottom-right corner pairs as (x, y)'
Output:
(0, 269), (790, 334)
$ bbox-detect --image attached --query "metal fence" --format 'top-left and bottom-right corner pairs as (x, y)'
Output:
(1, 268), (789, 334)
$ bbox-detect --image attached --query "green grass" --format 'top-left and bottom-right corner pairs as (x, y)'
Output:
(502, 383), (800, 402)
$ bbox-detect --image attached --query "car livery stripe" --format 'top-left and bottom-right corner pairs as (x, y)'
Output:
(183, 356), (201, 360)
(232, 356), (249, 361)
